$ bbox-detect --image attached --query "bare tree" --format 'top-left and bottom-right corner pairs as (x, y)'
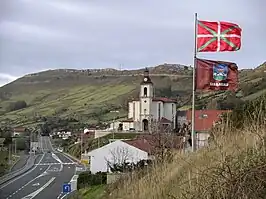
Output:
(105, 146), (134, 173)
(149, 120), (184, 163)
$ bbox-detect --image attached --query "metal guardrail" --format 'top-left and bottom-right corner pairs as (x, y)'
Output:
(0, 155), (36, 186)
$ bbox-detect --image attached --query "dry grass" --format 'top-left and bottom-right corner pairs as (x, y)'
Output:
(106, 120), (266, 199)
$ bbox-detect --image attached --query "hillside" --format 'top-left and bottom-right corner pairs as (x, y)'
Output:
(0, 62), (265, 128)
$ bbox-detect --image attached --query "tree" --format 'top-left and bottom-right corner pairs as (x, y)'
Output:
(40, 122), (50, 135)
(106, 146), (133, 173)
(8, 100), (27, 111)
(218, 92), (244, 110)
(150, 120), (184, 163)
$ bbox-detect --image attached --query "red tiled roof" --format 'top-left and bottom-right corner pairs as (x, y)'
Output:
(153, 97), (176, 103)
(186, 110), (231, 131)
(159, 117), (172, 124)
(13, 127), (26, 132)
(121, 118), (134, 122)
(124, 139), (154, 154)
(134, 134), (185, 151)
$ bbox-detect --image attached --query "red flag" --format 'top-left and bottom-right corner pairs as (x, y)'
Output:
(197, 20), (242, 52)
(196, 58), (238, 91)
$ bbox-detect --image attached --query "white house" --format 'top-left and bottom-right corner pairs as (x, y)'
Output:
(118, 68), (177, 132)
(87, 140), (149, 173)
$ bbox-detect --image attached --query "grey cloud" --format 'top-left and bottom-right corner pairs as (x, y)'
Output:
(0, 0), (265, 84)
(0, 73), (18, 87)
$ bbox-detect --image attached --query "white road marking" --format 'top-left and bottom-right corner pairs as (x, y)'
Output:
(21, 177), (56, 199)
(5, 137), (78, 199)
(0, 153), (46, 189)
(32, 183), (40, 187)
(36, 162), (75, 166)
(57, 192), (63, 199)
(60, 153), (75, 163)
(5, 164), (52, 198)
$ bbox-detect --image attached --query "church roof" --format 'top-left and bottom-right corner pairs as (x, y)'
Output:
(153, 97), (177, 103)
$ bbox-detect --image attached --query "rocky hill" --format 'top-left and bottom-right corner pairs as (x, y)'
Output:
(0, 62), (265, 128)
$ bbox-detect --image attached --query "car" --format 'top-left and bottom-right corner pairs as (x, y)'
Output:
(47, 150), (51, 153)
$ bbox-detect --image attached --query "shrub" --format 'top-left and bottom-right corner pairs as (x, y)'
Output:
(77, 171), (107, 190)
(8, 100), (27, 111)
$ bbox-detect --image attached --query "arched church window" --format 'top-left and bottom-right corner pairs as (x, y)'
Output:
(144, 87), (147, 97)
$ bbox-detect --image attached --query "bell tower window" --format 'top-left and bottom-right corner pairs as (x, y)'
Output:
(144, 87), (147, 97)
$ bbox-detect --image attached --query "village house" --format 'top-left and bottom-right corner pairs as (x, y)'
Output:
(176, 109), (230, 148)
(116, 68), (177, 132)
(13, 127), (27, 137)
(87, 140), (150, 173)
(86, 135), (184, 173)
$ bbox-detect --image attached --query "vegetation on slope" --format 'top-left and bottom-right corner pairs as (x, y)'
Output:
(0, 65), (193, 128)
(71, 185), (106, 199)
(104, 94), (266, 199)
(0, 62), (265, 128)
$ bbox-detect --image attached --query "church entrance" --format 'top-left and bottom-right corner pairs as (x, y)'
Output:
(142, 119), (149, 131)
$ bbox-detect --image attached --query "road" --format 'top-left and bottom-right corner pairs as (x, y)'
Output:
(0, 136), (79, 199)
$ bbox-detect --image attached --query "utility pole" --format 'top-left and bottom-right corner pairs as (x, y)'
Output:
(110, 110), (119, 140)
(8, 144), (11, 165)
(30, 130), (32, 157)
(14, 139), (16, 155)
(33, 131), (36, 156)
(80, 128), (83, 161)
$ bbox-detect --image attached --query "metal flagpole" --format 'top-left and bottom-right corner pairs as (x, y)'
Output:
(191, 13), (198, 152)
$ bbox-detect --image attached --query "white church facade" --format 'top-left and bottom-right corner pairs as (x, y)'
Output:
(118, 68), (177, 132)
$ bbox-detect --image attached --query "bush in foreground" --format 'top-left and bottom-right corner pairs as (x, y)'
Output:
(104, 94), (266, 199)
(105, 124), (266, 199)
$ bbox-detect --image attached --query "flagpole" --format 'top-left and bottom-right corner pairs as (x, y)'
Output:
(191, 13), (198, 152)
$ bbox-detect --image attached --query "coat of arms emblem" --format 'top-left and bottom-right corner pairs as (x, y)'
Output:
(213, 64), (228, 81)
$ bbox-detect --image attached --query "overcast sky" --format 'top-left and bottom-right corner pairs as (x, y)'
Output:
(0, 0), (265, 86)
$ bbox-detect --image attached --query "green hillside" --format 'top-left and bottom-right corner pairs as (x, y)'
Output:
(0, 62), (265, 128)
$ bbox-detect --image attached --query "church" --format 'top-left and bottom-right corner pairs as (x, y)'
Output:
(118, 68), (177, 132)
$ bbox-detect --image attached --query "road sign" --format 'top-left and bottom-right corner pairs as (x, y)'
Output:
(62, 183), (71, 193)
(81, 159), (89, 165)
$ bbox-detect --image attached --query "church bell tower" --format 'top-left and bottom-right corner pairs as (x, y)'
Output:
(139, 68), (153, 132)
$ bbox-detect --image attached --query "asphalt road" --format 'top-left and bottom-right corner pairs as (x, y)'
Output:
(0, 136), (78, 199)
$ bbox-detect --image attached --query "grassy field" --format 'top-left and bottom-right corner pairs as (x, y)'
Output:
(71, 185), (106, 199)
